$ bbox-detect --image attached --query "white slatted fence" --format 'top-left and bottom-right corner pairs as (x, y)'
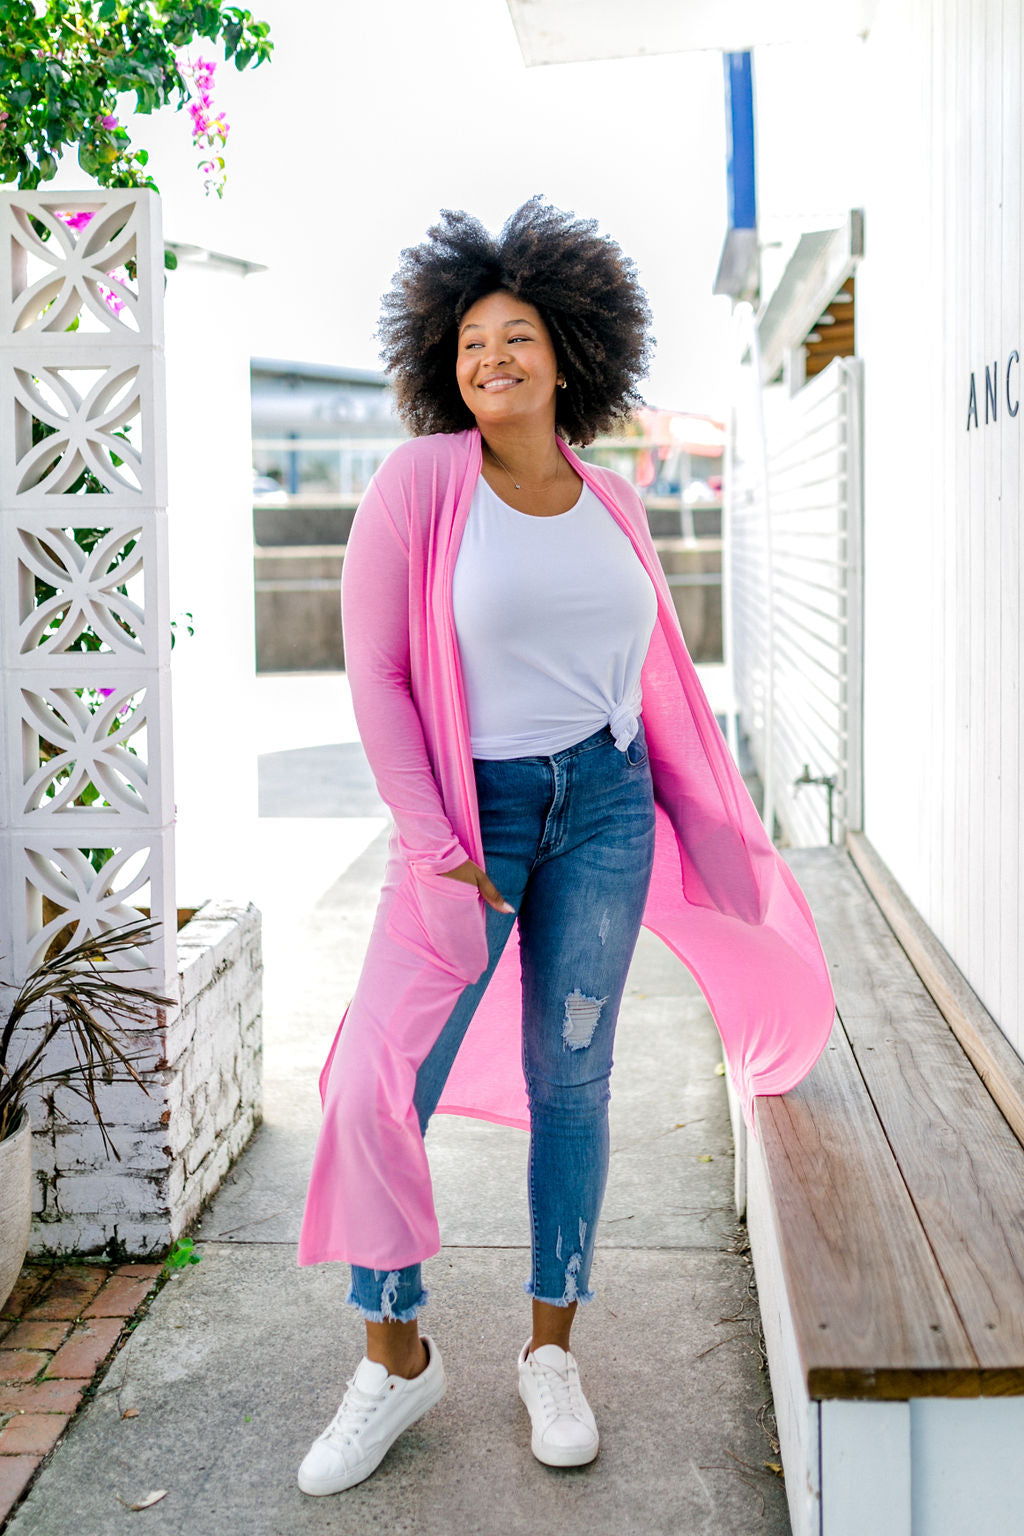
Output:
(728, 355), (863, 846)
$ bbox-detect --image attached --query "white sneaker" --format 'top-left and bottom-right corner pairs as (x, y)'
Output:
(297, 1336), (445, 1495)
(517, 1341), (600, 1467)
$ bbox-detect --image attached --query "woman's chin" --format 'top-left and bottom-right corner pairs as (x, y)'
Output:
(470, 400), (554, 434)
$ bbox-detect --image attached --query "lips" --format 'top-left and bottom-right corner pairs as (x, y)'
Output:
(478, 375), (521, 392)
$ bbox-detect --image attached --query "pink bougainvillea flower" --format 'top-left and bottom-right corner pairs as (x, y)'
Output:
(97, 281), (126, 316)
(99, 114), (119, 129)
(180, 52), (229, 195)
(54, 210), (127, 316)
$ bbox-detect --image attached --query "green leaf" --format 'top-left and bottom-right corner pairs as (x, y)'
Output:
(162, 1237), (202, 1273)
(163, 246), (178, 270)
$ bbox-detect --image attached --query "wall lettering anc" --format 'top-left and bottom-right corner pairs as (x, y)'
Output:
(966, 352), (1020, 429)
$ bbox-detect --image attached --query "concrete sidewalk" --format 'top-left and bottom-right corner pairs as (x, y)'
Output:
(6, 679), (789, 1536)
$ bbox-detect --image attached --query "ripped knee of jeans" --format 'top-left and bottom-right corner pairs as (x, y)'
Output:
(561, 990), (608, 1052)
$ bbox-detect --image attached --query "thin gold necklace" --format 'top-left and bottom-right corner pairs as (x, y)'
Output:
(485, 442), (561, 493)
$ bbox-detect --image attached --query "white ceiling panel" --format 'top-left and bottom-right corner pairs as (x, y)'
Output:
(505, 0), (880, 65)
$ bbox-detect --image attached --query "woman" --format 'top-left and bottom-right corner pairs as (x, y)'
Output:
(297, 199), (834, 1496)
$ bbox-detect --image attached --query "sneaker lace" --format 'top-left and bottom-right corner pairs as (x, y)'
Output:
(533, 1360), (584, 1423)
(320, 1380), (385, 1448)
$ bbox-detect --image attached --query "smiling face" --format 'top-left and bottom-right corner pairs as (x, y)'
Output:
(456, 290), (561, 432)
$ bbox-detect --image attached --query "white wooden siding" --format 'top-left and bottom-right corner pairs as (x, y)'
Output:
(856, 0), (1023, 1057)
(728, 357), (863, 847)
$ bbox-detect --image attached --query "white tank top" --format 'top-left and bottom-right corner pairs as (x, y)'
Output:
(452, 476), (658, 759)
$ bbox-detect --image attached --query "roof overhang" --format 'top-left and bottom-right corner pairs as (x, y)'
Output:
(756, 210), (864, 382)
(251, 358), (388, 388)
(165, 242), (267, 277)
(504, 0), (880, 66)
(713, 227), (760, 302)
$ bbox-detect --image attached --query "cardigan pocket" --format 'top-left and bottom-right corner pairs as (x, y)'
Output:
(385, 863), (488, 984)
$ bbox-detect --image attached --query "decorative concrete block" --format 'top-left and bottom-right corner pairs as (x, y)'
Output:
(0, 189), (166, 350)
(0, 189), (262, 1259)
(1, 188), (174, 1001)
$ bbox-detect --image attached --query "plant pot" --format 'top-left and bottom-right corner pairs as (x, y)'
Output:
(0, 1109), (32, 1313)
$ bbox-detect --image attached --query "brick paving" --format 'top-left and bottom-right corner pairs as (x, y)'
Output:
(0, 1261), (162, 1527)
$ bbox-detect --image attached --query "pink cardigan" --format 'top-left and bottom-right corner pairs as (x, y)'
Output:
(297, 428), (834, 1269)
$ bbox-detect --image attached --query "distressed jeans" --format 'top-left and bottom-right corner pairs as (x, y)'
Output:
(347, 720), (656, 1322)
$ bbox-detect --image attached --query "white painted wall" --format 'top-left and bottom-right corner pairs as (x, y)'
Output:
(163, 259), (261, 909)
(732, 0), (1023, 1057)
(857, 0), (1023, 1053)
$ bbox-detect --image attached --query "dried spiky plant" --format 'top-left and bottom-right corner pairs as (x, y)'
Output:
(0, 918), (176, 1158)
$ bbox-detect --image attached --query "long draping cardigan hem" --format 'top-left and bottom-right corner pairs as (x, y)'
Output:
(297, 429), (835, 1270)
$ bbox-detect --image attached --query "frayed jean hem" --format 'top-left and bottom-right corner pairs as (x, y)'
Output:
(344, 1284), (429, 1324)
(522, 1279), (595, 1307)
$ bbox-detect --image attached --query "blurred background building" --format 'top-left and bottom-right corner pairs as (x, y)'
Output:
(250, 365), (727, 674)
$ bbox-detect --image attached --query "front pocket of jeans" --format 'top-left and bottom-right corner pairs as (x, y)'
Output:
(385, 864), (487, 983)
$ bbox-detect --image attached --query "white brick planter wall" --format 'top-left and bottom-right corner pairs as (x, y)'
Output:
(29, 900), (263, 1257)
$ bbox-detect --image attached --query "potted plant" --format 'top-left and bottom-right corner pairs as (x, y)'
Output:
(0, 919), (173, 1310)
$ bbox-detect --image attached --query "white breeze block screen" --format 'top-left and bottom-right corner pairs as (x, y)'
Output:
(0, 188), (175, 994)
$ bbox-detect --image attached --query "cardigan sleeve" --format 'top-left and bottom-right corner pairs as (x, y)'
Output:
(341, 474), (469, 873)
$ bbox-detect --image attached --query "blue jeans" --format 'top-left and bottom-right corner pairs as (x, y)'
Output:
(348, 721), (656, 1322)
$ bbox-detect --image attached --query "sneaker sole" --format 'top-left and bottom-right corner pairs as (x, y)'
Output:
(298, 1371), (447, 1495)
(518, 1378), (599, 1468)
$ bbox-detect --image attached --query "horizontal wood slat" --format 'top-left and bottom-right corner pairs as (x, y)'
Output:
(847, 831), (1024, 1152)
(770, 848), (1024, 1398)
(755, 1016), (977, 1399)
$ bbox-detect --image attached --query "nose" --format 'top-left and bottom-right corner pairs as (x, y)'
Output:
(479, 334), (512, 367)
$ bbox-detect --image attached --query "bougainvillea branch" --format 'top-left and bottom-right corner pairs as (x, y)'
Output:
(178, 54), (229, 197)
(0, 1), (272, 192)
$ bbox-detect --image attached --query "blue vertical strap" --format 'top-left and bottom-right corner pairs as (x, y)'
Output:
(724, 51), (756, 232)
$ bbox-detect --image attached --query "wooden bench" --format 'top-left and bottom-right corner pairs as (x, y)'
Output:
(731, 841), (1024, 1536)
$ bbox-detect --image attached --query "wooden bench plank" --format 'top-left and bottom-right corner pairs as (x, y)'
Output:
(848, 830), (1024, 1153)
(789, 848), (1024, 1389)
(755, 1019), (977, 1399)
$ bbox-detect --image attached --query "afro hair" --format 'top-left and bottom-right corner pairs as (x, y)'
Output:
(378, 196), (654, 446)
